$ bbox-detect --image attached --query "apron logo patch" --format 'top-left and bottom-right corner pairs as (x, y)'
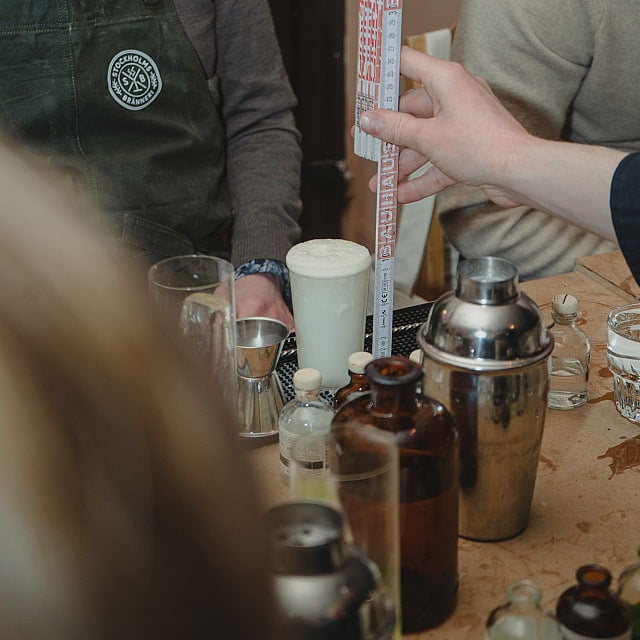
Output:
(108, 50), (162, 111)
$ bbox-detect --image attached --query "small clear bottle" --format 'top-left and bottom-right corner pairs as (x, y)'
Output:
(548, 293), (590, 410)
(485, 580), (562, 640)
(618, 547), (640, 640)
(333, 351), (373, 410)
(279, 368), (334, 485)
(556, 565), (631, 639)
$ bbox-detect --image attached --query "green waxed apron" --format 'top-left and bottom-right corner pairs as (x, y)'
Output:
(0, 0), (232, 261)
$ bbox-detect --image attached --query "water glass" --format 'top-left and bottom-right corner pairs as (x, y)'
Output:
(148, 254), (235, 328)
(286, 239), (371, 389)
(290, 423), (401, 639)
(148, 255), (237, 404)
(607, 303), (640, 423)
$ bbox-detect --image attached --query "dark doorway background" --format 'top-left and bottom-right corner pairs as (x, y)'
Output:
(267, 0), (349, 240)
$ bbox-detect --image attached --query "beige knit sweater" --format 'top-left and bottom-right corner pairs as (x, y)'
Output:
(437, 0), (640, 279)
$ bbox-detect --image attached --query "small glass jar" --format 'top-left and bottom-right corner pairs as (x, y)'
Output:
(548, 293), (590, 410)
(486, 580), (562, 640)
(279, 368), (335, 485)
(556, 565), (631, 639)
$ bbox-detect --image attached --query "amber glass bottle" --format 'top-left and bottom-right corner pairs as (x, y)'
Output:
(333, 351), (373, 410)
(332, 356), (459, 633)
(556, 565), (631, 639)
(618, 547), (640, 640)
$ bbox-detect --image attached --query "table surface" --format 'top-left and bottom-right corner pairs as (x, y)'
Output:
(575, 249), (640, 302)
(248, 268), (640, 639)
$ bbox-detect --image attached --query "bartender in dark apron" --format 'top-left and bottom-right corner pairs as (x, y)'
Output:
(0, 0), (301, 325)
(0, 0), (231, 261)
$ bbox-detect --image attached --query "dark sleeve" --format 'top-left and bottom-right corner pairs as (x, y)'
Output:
(610, 152), (640, 285)
(215, 0), (302, 267)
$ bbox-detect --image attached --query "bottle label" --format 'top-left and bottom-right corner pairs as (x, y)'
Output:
(278, 428), (329, 483)
(278, 427), (299, 482)
(560, 625), (631, 640)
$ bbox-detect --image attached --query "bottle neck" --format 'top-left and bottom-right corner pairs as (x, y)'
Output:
(370, 380), (420, 414)
(295, 389), (320, 401)
(552, 312), (577, 326)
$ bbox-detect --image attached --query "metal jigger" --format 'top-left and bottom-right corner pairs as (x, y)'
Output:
(236, 317), (289, 437)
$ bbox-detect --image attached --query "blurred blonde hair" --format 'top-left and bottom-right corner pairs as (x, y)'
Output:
(0, 142), (274, 639)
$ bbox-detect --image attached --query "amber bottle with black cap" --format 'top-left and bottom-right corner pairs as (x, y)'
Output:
(332, 356), (459, 633)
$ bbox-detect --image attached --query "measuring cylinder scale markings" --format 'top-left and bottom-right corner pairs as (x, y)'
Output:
(354, 0), (403, 359)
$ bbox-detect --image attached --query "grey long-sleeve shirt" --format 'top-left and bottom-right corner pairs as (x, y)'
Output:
(436, 0), (640, 280)
(174, 0), (302, 267)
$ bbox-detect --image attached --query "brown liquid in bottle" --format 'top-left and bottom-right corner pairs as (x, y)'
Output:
(332, 356), (459, 632)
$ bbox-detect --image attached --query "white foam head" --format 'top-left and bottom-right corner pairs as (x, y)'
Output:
(286, 239), (371, 278)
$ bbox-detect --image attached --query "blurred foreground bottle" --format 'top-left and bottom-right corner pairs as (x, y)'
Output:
(333, 351), (373, 410)
(333, 356), (459, 633)
(548, 294), (590, 410)
(485, 580), (561, 640)
(618, 548), (640, 640)
(279, 368), (334, 485)
(556, 565), (631, 639)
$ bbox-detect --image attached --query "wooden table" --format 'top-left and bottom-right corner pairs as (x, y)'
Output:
(249, 270), (640, 638)
(575, 249), (640, 302)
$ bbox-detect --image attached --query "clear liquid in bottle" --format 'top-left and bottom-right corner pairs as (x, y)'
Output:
(548, 294), (590, 410)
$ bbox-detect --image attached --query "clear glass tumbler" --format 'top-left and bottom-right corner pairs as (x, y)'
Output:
(607, 303), (640, 423)
(148, 255), (237, 406)
(290, 422), (401, 640)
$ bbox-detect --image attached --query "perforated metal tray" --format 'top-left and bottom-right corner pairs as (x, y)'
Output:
(275, 302), (432, 403)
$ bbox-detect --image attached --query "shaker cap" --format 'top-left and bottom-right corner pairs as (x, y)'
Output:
(264, 501), (396, 639)
(552, 293), (578, 315)
(348, 351), (374, 374)
(293, 367), (322, 391)
(419, 257), (553, 371)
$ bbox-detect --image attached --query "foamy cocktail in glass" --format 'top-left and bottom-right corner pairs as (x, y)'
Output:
(286, 239), (371, 389)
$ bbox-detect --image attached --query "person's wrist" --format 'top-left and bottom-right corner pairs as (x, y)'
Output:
(234, 258), (291, 307)
(492, 132), (541, 198)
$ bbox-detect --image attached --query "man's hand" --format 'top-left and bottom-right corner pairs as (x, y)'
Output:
(235, 273), (294, 331)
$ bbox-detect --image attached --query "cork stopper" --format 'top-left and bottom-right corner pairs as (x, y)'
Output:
(293, 368), (322, 392)
(552, 293), (578, 315)
(348, 351), (374, 374)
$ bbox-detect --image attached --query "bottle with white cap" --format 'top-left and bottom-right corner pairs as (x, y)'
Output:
(548, 293), (591, 410)
(279, 368), (335, 485)
(333, 351), (374, 410)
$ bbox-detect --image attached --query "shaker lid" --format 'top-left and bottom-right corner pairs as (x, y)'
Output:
(264, 501), (347, 575)
(419, 257), (553, 371)
(264, 501), (396, 640)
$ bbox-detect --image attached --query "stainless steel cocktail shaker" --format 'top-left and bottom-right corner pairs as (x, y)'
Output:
(418, 257), (553, 541)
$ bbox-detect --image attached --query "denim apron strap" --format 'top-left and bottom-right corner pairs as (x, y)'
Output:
(0, 0), (232, 261)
